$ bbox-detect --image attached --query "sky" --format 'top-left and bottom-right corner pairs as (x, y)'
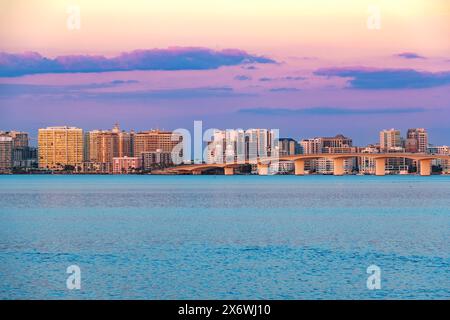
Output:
(0, 0), (450, 145)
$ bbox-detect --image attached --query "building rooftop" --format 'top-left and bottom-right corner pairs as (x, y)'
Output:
(40, 126), (82, 130)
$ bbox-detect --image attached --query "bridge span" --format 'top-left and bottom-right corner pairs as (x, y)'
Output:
(165, 153), (450, 176)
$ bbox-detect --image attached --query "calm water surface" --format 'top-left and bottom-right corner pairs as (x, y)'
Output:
(0, 175), (449, 299)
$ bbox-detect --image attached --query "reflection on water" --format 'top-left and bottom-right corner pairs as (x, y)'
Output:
(0, 175), (449, 299)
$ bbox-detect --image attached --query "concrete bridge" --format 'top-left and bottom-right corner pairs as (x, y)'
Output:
(166, 153), (450, 176)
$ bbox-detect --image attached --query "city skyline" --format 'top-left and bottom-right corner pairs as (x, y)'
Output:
(2, 123), (450, 175)
(1, 0), (450, 145)
(0, 123), (447, 148)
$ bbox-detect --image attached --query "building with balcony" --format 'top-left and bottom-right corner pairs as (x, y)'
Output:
(112, 156), (141, 174)
(38, 126), (83, 170)
(0, 136), (13, 173)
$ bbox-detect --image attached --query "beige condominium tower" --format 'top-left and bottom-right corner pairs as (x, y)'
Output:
(38, 126), (83, 169)
(134, 130), (182, 156)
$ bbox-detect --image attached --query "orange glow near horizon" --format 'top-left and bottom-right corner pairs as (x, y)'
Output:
(0, 0), (449, 60)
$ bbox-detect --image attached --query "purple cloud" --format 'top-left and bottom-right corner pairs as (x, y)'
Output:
(0, 47), (275, 77)
(314, 67), (450, 89)
(258, 76), (305, 82)
(283, 76), (306, 81)
(0, 83), (252, 100)
(234, 75), (252, 81)
(239, 106), (425, 116)
(0, 80), (139, 96)
(269, 87), (301, 92)
(395, 52), (426, 59)
(242, 65), (258, 70)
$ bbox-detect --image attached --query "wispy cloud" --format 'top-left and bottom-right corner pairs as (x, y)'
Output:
(258, 76), (306, 82)
(269, 87), (301, 92)
(0, 83), (250, 100)
(282, 76), (306, 81)
(395, 52), (426, 59)
(91, 87), (247, 100)
(238, 106), (426, 116)
(241, 65), (258, 70)
(314, 67), (450, 89)
(0, 48), (275, 77)
(234, 75), (252, 81)
(0, 80), (139, 96)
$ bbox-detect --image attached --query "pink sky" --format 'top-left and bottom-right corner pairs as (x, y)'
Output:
(0, 0), (450, 145)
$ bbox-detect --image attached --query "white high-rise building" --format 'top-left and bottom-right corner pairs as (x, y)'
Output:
(206, 129), (278, 164)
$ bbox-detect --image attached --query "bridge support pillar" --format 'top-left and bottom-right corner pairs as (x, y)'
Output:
(333, 158), (345, 176)
(224, 167), (234, 175)
(294, 159), (305, 175)
(192, 170), (202, 175)
(375, 158), (386, 176)
(257, 163), (269, 176)
(420, 159), (431, 176)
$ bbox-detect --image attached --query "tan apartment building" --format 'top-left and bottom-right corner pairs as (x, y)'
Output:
(134, 130), (182, 156)
(112, 156), (141, 174)
(406, 128), (428, 153)
(84, 124), (134, 172)
(38, 126), (83, 169)
(300, 134), (354, 173)
(0, 136), (13, 173)
(379, 128), (402, 152)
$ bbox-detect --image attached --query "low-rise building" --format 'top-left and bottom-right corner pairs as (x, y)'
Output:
(112, 156), (141, 174)
(141, 151), (173, 171)
(358, 145), (380, 174)
(429, 145), (450, 173)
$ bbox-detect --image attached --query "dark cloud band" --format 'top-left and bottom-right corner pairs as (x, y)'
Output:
(0, 48), (275, 77)
(239, 106), (425, 116)
(314, 67), (450, 90)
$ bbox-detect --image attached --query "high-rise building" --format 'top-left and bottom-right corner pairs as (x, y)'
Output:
(206, 129), (278, 164)
(8, 131), (29, 148)
(405, 138), (418, 153)
(300, 138), (321, 155)
(0, 136), (13, 173)
(278, 138), (300, 156)
(379, 129), (402, 152)
(38, 126), (83, 169)
(97, 131), (119, 164)
(206, 129), (246, 163)
(134, 130), (182, 157)
(85, 130), (102, 162)
(245, 129), (278, 160)
(0, 131), (35, 168)
(84, 124), (134, 172)
(319, 134), (352, 148)
(407, 128), (428, 153)
(112, 123), (133, 158)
